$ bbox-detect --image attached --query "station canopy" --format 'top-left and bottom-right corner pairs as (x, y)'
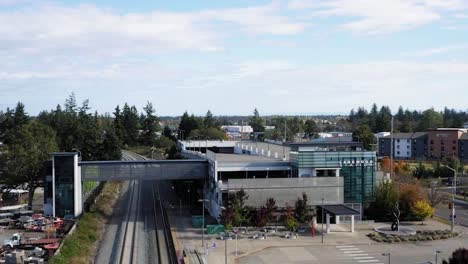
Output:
(317, 204), (360, 216)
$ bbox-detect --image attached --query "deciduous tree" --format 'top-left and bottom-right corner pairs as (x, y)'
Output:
(352, 125), (376, 150)
(0, 121), (58, 208)
(411, 200), (434, 224)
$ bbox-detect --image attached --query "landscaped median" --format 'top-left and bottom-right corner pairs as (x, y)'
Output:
(367, 230), (458, 243)
(49, 181), (122, 264)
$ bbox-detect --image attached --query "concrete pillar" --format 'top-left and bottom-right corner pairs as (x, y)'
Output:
(336, 169), (340, 177)
(267, 150), (271, 157)
(326, 214), (331, 233)
(261, 149), (264, 155)
(336, 216), (340, 225)
(351, 215), (355, 233)
(255, 148), (258, 154)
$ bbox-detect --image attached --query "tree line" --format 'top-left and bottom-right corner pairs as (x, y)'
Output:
(349, 104), (468, 133)
(178, 110), (227, 140)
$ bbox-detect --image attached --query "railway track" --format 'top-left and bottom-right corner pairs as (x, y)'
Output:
(117, 150), (177, 264)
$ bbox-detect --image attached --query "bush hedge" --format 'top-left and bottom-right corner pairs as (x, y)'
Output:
(367, 230), (457, 243)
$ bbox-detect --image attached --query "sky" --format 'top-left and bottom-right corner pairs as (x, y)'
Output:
(1, 0), (468, 116)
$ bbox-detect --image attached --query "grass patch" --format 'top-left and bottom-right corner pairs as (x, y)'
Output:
(83, 181), (98, 193)
(127, 146), (152, 157)
(49, 181), (122, 264)
(433, 215), (451, 226)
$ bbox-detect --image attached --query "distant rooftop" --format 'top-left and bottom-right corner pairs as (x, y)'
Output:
(382, 132), (428, 139)
(288, 141), (362, 147)
(428, 128), (468, 132)
(211, 153), (284, 163)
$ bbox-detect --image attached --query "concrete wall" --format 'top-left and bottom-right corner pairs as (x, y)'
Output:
(180, 140), (236, 149)
(224, 177), (343, 207)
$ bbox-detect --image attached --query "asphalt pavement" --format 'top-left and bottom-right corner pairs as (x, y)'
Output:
(239, 236), (468, 264)
(435, 199), (468, 227)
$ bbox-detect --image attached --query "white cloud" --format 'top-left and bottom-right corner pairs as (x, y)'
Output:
(402, 43), (468, 57)
(2, 59), (468, 114)
(288, 0), (468, 34)
(0, 3), (304, 59)
(0, 0), (30, 6)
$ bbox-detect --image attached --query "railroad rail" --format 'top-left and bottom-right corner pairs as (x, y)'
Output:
(118, 150), (177, 264)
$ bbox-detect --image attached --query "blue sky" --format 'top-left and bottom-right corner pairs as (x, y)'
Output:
(1, 0), (468, 116)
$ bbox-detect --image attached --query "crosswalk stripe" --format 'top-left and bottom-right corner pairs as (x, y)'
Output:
(339, 248), (358, 250)
(358, 260), (380, 263)
(344, 251), (364, 254)
(354, 257), (374, 260)
(349, 254), (368, 257)
(336, 245), (357, 248)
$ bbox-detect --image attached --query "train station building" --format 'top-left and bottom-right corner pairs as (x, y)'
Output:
(179, 139), (377, 223)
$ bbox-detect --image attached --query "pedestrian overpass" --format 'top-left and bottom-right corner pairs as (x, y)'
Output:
(80, 160), (208, 181)
(45, 152), (208, 218)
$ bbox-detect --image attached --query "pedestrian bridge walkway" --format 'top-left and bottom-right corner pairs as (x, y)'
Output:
(79, 160), (208, 181)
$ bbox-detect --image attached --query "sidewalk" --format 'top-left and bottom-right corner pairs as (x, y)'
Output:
(168, 211), (466, 264)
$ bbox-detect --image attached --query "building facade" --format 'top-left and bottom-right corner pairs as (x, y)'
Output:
(181, 140), (377, 220)
(427, 129), (466, 159)
(459, 133), (468, 162)
(411, 132), (428, 160)
(289, 142), (376, 204)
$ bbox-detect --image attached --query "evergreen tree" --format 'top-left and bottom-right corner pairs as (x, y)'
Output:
(369, 103), (379, 131)
(140, 102), (161, 146)
(98, 129), (122, 160)
(249, 108), (265, 132)
(418, 108), (443, 130)
(375, 106), (392, 132)
(204, 110), (216, 128)
(178, 111), (201, 139)
(121, 103), (140, 146)
(13, 102), (29, 128)
(304, 119), (319, 139)
(112, 105), (125, 145)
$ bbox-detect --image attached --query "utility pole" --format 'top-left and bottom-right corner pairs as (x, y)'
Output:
(283, 119), (287, 157)
(390, 116), (394, 180)
(442, 165), (457, 232)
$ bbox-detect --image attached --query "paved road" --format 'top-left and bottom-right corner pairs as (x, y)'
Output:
(239, 235), (468, 264)
(435, 199), (468, 227)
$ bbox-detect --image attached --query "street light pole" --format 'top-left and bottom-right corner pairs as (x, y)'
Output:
(442, 165), (457, 232)
(321, 198), (324, 244)
(220, 206), (227, 264)
(382, 253), (391, 264)
(198, 198), (209, 248)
